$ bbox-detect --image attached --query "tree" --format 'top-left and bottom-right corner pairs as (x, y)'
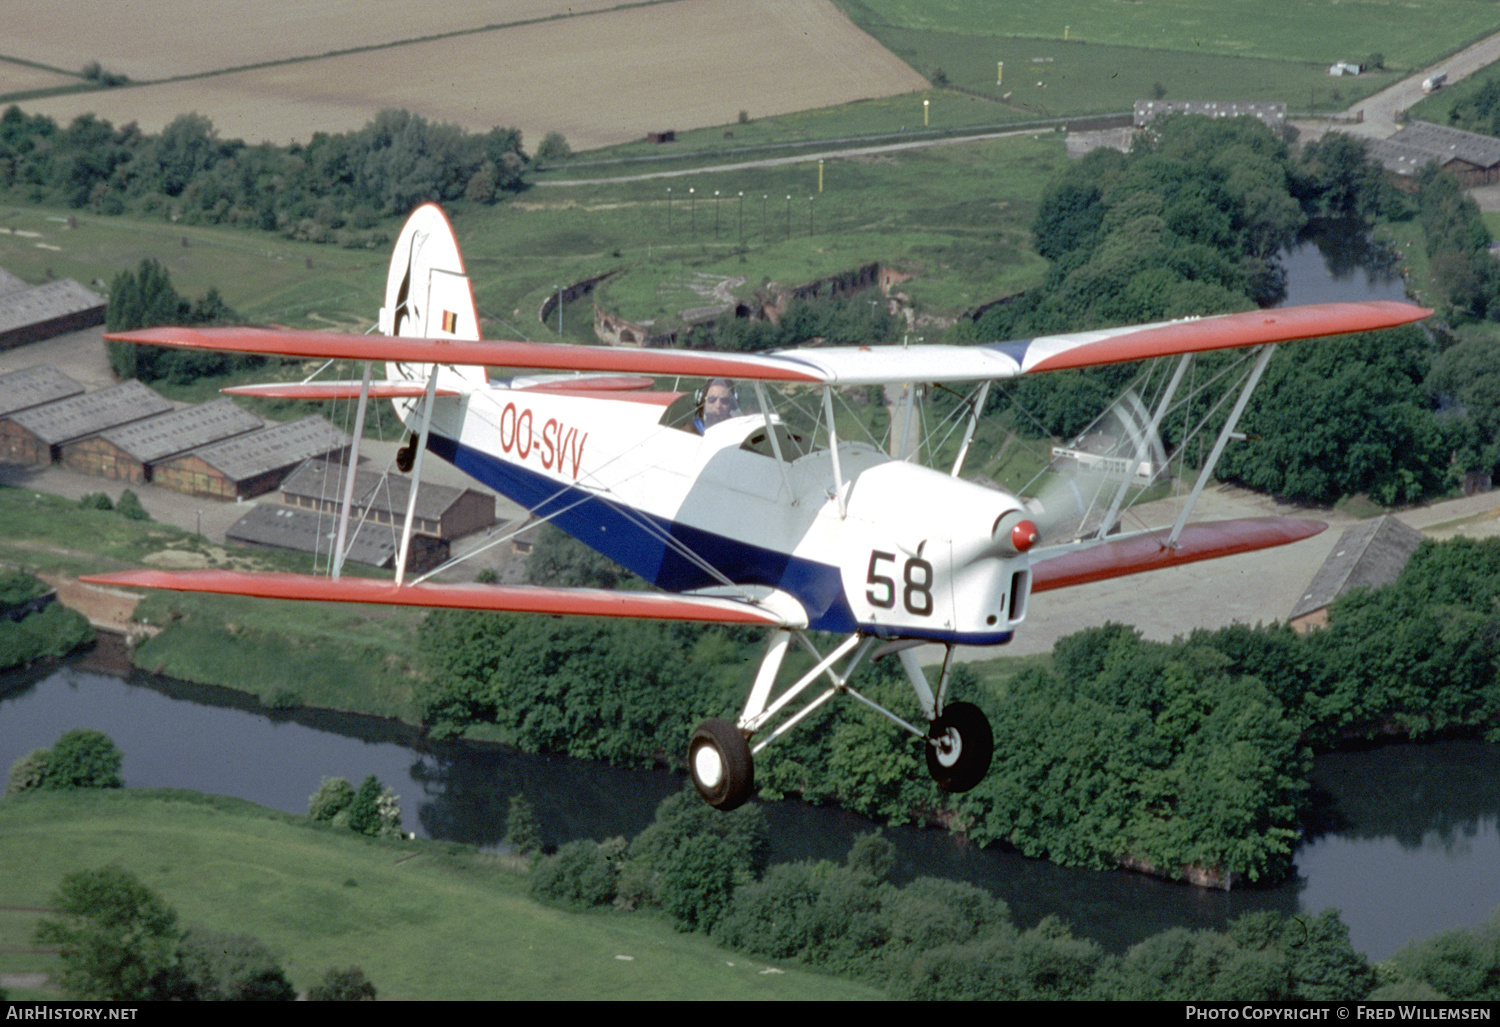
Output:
(6, 748), (50, 795)
(346, 775), (383, 835)
(161, 929), (295, 1001)
(535, 132), (571, 161)
(504, 793), (542, 856)
(116, 490), (149, 521)
(42, 728), (123, 789)
(35, 865), (179, 1000)
(307, 777), (354, 821)
(307, 966), (377, 1001)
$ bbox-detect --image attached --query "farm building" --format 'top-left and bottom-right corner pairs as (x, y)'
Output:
(1288, 516), (1424, 632)
(1365, 122), (1500, 188)
(152, 415), (350, 500)
(280, 459), (495, 540)
(58, 398), (263, 483)
(0, 364), (85, 418)
(226, 502), (447, 573)
(1133, 101), (1286, 133)
(0, 270), (106, 350)
(0, 379), (173, 465)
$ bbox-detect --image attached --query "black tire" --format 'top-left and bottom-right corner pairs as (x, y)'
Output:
(688, 718), (755, 811)
(925, 701), (993, 793)
(395, 437), (417, 473)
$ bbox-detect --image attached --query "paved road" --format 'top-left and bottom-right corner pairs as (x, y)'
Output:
(1329, 30), (1500, 140)
(536, 125), (1062, 186)
(932, 482), (1500, 663)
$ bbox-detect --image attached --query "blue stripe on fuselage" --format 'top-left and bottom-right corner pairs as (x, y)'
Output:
(428, 434), (1017, 646)
(430, 434), (859, 632)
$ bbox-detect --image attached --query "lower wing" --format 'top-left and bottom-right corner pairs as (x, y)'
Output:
(1029, 516), (1326, 593)
(80, 569), (799, 627)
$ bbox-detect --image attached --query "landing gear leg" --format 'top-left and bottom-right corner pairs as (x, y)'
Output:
(925, 702), (993, 793)
(688, 718), (755, 811)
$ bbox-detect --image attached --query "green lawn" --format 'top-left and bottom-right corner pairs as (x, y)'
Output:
(0, 789), (878, 1000)
(842, 0), (1500, 69)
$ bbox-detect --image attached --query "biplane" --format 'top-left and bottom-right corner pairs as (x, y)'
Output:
(85, 204), (1430, 810)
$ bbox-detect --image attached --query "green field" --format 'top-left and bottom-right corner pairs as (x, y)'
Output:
(0, 204), (387, 328)
(843, 0), (1500, 69)
(0, 132), (1066, 337)
(0, 789), (878, 1000)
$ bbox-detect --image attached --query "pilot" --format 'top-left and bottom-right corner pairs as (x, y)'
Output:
(696, 378), (741, 431)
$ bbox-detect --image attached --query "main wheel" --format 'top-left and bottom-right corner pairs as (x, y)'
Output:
(688, 718), (755, 811)
(925, 702), (993, 793)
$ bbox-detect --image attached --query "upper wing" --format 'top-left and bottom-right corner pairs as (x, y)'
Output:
(80, 569), (800, 627)
(108, 300), (1430, 387)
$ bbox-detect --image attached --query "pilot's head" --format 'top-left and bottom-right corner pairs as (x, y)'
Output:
(702, 379), (740, 427)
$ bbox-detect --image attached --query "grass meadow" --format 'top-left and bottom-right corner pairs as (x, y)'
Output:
(0, 789), (879, 1000)
(841, 0), (1500, 70)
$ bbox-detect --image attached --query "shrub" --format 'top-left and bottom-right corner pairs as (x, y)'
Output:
(116, 490), (149, 521)
(6, 748), (51, 796)
(307, 966), (377, 1001)
(530, 839), (621, 909)
(307, 777), (354, 821)
(42, 729), (122, 789)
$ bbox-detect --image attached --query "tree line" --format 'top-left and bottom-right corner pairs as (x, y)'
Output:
(419, 533), (1500, 888)
(525, 787), (1491, 1000)
(0, 105), (530, 247)
(960, 114), (1491, 505)
(12, 732), (1498, 1000)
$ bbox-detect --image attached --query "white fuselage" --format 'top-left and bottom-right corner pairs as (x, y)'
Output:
(397, 376), (1031, 644)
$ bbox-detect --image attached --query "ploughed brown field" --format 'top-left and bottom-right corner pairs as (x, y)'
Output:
(12, 0), (928, 150)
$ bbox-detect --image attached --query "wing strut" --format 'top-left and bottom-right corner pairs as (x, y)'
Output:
(395, 371), (439, 585)
(1167, 344), (1275, 548)
(751, 382), (796, 504)
(949, 381), (991, 478)
(822, 386), (847, 518)
(331, 360), (373, 580)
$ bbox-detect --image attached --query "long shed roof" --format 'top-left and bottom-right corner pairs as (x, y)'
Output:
(0, 364), (85, 417)
(8, 379), (173, 444)
(184, 415), (350, 482)
(97, 398), (262, 463)
(1289, 515), (1425, 620)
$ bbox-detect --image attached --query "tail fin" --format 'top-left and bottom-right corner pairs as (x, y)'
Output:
(379, 204), (486, 388)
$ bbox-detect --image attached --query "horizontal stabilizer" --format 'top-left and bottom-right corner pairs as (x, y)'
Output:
(1029, 517), (1327, 593)
(79, 569), (794, 626)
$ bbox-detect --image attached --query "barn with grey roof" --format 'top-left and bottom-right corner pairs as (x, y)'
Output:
(226, 502), (448, 573)
(1366, 123), (1500, 188)
(0, 379), (173, 465)
(152, 415), (351, 499)
(59, 397), (263, 483)
(0, 365), (85, 418)
(280, 459), (495, 540)
(1289, 516), (1425, 631)
(0, 271), (106, 350)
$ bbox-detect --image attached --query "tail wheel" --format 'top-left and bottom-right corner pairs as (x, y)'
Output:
(395, 436), (418, 473)
(689, 718), (755, 811)
(925, 701), (993, 793)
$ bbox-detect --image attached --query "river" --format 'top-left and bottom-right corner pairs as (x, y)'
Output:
(4, 639), (1499, 962)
